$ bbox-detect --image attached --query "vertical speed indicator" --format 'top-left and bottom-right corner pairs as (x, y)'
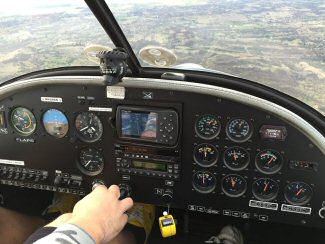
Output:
(195, 115), (221, 140)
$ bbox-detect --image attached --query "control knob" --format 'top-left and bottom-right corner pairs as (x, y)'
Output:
(92, 179), (106, 191)
(118, 183), (132, 199)
(54, 175), (62, 186)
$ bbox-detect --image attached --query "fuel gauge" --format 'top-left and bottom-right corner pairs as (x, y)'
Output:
(222, 174), (247, 197)
(192, 171), (216, 194)
(252, 178), (279, 201)
(284, 182), (313, 206)
(193, 143), (218, 167)
(255, 149), (283, 174)
(223, 147), (250, 171)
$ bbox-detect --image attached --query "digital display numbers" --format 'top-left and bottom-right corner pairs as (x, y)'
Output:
(121, 110), (157, 140)
(259, 125), (287, 141)
(132, 160), (166, 171)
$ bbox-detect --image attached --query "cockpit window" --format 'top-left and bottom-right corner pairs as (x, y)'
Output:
(106, 0), (325, 115)
(0, 0), (114, 83)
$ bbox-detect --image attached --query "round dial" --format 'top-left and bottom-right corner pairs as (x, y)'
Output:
(252, 178), (279, 201)
(42, 109), (69, 138)
(192, 171), (217, 194)
(193, 144), (218, 167)
(11, 107), (36, 135)
(226, 118), (253, 143)
(78, 148), (104, 175)
(195, 115), (221, 140)
(255, 149), (283, 174)
(75, 112), (103, 143)
(284, 182), (313, 206)
(223, 146), (250, 171)
(222, 174), (247, 197)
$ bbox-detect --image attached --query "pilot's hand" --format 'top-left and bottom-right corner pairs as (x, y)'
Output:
(67, 185), (133, 244)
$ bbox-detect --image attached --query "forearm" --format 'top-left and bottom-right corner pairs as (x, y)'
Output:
(33, 224), (96, 244)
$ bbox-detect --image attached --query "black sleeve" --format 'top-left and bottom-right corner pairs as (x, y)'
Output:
(24, 226), (56, 244)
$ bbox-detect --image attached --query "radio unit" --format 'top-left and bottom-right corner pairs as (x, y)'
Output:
(116, 106), (179, 146)
(114, 144), (181, 180)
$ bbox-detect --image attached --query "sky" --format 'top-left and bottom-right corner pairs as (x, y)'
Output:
(0, 0), (85, 16)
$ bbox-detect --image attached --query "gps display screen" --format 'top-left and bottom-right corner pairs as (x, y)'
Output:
(121, 110), (157, 140)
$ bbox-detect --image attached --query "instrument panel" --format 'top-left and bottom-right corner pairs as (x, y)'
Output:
(0, 77), (324, 230)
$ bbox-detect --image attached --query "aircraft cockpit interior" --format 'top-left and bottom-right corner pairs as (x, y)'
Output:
(0, 0), (324, 243)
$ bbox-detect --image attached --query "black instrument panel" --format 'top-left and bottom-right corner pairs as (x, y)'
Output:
(0, 81), (324, 229)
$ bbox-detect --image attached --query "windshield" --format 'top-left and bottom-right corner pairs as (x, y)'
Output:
(107, 0), (325, 115)
(0, 0), (114, 82)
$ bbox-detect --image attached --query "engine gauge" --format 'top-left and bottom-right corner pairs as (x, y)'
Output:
(255, 149), (283, 174)
(221, 174), (247, 197)
(193, 143), (218, 167)
(192, 171), (216, 194)
(42, 109), (69, 138)
(223, 146), (250, 171)
(195, 115), (221, 140)
(252, 178), (279, 201)
(284, 182), (313, 206)
(78, 147), (104, 176)
(11, 107), (36, 135)
(75, 112), (103, 143)
(226, 118), (253, 143)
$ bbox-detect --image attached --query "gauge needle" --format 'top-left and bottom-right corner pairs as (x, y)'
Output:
(14, 115), (24, 121)
(231, 177), (235, 188)
(85, 160), (92, 167)
(204, 148), (207, 158)
(263, 182), (269, 192)
(267, 156), (275, 165)
(91, 127), (96, 132)
(25, 112), (32, 128)
(80, 126), (89, 132)
(296, 188), (304, 196)
(233, 152), (238, 161)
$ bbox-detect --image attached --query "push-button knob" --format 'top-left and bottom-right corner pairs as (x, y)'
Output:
(92, 179), (105, 191)
(118, 183), (132, 199)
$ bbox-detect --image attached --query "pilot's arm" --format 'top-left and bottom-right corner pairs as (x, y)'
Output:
(25, 185), (133, 244)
